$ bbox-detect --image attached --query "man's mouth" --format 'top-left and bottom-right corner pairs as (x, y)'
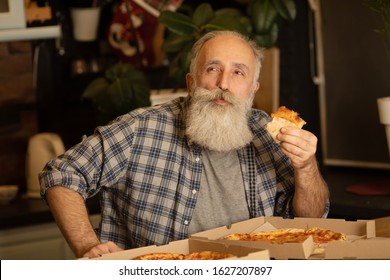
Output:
(213, 97), (230, 106)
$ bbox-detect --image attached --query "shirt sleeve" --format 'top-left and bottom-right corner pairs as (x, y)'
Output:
(39, 119), (134, 202)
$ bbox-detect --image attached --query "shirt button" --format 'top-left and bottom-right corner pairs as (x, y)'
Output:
(184, 220), (189, 225)
(195, 157), (200, 162)
(192, 189), (197, 194)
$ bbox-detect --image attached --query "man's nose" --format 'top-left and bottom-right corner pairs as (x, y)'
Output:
(217, 72), (229, 91)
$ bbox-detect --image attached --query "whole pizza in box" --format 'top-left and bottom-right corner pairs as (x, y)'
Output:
(223, 227), (347, 255)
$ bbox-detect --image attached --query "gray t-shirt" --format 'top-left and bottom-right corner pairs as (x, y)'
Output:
(188, 149), (250, 235)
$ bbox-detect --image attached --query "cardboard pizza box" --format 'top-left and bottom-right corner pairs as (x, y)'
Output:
(190, 216), (375, 260)
(375, 216), (390, 238)
(84, 238), (270, 260)
(318, 216), (390, 259)
(324, 237), (390, 259)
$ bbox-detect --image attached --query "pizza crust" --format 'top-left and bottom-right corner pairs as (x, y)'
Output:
(184, 251), (235, 260)
(132, 251), (236, 260)
(265, 106), (306, 143)
(132, 253), (185, 260)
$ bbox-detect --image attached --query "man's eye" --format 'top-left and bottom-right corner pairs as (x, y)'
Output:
(206, 66), (218, 72)
(235, 70), (244, 76)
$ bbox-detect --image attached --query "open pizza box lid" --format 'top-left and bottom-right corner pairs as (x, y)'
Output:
(190, 216), (375, 260)
(83, 238), (270, 260)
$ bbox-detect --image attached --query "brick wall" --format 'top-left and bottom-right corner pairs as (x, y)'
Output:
(0, 41), (38, 192)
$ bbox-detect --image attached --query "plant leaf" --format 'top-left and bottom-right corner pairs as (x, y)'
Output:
(251, 0), (278, 34)
(240, 16), (253, 34)
(161, 33), (195, 53)
(232, 0), (252, 4)
(105, 62), (128, 81)
(158, 11), (199, 35)
(203, 14), (249, 34)
(215, 8), (244, 17)
(192, 3), (214, 27)
(253, 23), (279, 48)
(272, 0), (296, 21)
(81, 78), (109, 99)
(108, 78), (128, 111)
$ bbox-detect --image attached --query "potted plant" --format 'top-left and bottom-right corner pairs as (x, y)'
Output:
(158, 0), (296, 113)
(81, 62), (151, 125)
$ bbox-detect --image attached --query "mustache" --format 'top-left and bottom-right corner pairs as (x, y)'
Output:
(193, 87), (241, 105)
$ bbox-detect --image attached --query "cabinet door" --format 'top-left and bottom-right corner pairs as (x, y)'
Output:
(314, 0), (390, 168)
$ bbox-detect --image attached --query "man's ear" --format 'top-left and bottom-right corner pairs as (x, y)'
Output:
(253, 81), (260, 94)
(186, 73), (194, 96)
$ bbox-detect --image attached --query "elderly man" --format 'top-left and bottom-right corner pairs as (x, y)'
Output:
(40, 30), (329, 258)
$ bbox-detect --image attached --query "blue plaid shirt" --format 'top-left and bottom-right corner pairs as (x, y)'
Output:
(40, 96), (321, 249)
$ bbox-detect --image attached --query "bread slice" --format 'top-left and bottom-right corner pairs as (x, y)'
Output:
(265, 106), (306, 143)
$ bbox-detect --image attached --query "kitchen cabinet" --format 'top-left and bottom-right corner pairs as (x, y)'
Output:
(0, 214), (100, 260)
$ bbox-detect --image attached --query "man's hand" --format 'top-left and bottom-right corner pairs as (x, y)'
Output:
(83, 241), (123, 258)
(276, 127), (318, 170)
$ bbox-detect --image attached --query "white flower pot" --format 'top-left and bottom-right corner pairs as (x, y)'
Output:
(70, 7), (101, 42)
(377, 96), (390, 157)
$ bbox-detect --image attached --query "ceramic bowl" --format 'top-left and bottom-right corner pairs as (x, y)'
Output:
(0, 185), (19, 205)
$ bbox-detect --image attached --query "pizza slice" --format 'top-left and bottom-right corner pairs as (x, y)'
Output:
(304, 227), (347, 244)
(265, 106), (306, 143)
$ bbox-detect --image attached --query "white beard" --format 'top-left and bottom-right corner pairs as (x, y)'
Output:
(186, 87), (254, 152)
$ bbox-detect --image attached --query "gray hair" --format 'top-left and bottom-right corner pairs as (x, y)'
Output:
(189, 31), (264, 86)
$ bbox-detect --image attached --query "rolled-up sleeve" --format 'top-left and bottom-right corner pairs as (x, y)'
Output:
(39, 119), (133, 202)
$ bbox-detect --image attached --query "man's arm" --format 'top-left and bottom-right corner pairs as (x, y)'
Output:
(292, 158), (329, 217)
(277, 127), (330, 217)
(45, 186), (122, 258)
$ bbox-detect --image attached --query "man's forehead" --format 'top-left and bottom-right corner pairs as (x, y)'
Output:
(205, 59), (250, 71)
(199, 36), (255, 68)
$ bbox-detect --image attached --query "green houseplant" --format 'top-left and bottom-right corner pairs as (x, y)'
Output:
(81, 62), (151, 125)
(158, 0), (297, 84)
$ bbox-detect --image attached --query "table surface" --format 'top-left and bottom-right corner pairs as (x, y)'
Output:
(323, 166), (390, 220)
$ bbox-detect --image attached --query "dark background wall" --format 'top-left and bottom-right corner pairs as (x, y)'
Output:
(320, 0), (390, 167)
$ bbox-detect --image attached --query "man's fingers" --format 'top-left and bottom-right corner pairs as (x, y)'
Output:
(83, 241), (123, 258)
